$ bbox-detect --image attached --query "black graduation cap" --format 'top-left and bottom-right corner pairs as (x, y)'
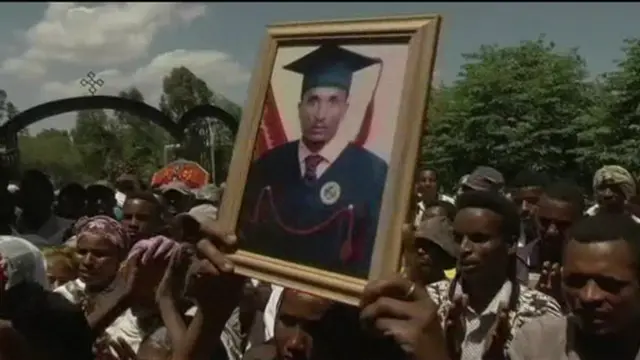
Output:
(283, 44), (380, 96)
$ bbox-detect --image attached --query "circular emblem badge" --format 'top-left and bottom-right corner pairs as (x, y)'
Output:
(320, 181), (341, 205)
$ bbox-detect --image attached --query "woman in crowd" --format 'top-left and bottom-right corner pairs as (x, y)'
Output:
(55, 214), (174, 354)
(42, 246), (79, 288)
(55, 216), (132, 308)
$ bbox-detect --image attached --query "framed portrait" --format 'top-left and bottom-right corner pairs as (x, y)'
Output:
(219, 14), (442, 304)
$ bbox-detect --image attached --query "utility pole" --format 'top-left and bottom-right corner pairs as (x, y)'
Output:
(163, 143), (181, 165)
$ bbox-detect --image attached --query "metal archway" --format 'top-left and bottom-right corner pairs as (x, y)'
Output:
(0, 95), (239, 139)
(0, 95), (239, 178)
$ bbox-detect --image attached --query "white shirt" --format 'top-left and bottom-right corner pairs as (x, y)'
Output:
(452, 280), (513, 360)
(263, 284), (284, 342)
(115, 191), (127, 208)
(57, 279), (243, 358)
(297, 138), (348, 179)
(243, 280), (282, 352)
(414, 193), (456, 227)
(586, 204), (640, 223)
(54, 279), (146, 352)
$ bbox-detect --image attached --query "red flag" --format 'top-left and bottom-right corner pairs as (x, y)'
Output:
(345, 61), (384, 262)
(354, 60), (384, 147)
(254, 84), (288, 159)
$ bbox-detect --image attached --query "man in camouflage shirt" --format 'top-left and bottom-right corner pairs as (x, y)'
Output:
(427, 191), (561, 360)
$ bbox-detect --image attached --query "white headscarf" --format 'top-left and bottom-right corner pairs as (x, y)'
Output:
(0, 235), (49, 290)
(188, 203), (218, 224)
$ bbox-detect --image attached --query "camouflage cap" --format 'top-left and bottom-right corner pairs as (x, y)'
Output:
(464, 166), (505, 192)
(414, 215), (459, 259)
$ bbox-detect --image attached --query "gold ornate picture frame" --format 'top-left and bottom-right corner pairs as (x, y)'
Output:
(219, 14), (442, 305)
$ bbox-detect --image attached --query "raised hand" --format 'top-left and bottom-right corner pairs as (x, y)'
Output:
(178, 213), (245, 307)
(360, 276), (451, 360)
(126, 235), (178, 265)
(535, 261), (562, 302)
(155, 244), (192, 304)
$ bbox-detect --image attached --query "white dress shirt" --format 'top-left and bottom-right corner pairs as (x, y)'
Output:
(297, 138), (348, 179)
(414, 193), (455, 226)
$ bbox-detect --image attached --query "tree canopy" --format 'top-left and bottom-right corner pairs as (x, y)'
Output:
(7, 65), (242, 186)
(7, 35), (640, 190)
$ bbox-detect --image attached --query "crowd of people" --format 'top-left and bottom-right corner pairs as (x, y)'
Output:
(0, 161), (639, 360)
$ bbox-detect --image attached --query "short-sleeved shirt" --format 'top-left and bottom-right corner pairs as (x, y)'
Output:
(508, 314), (640, 360)
(427, 279), (562, 359)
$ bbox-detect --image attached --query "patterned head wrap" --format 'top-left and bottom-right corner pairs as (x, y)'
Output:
(593, 165), (636, 200)
(0, 235), (48, 290)
(74, 215), (131, 253)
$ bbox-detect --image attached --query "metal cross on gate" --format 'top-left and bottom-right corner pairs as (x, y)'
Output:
(80, 71), (104, 95)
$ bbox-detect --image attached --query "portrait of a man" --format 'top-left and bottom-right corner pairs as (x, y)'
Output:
(239, 44), (390, 278)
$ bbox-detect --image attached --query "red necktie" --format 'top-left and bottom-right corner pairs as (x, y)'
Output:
(303, 155), (324, 182)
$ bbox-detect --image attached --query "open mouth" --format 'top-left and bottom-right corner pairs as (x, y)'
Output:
(459, 260), (479, 272)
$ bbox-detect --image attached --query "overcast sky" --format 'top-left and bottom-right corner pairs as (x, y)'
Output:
(1, 2), (639, 133)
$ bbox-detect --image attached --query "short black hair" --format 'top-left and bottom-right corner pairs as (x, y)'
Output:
(567, 213), (640, 271)
(456, 190), (521, 245)
(85, 184), (114, 199)
(59, 183), (86, 198)
(510, 169), (550, 189)
(125, 191), (162, 211)
(20, 169), (54, 197)
(543, 180), (586, 216)
(424, 199), (456, 221)
(419, 168), (437, 175)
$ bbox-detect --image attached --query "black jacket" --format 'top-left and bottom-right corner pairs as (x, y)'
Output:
(0, 281), (94, 360)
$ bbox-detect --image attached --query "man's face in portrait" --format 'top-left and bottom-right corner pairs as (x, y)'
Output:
(298, 86), (349, 147)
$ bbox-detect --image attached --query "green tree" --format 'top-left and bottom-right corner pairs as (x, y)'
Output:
(19, 129), (83, 185)
(0, 90), (8, 124)
(115, 87), (167, 180)
(0, 89), (19, 126)
(158, 66), (240, 182)
(71, 109), (122, 181)
(574, 38), (640, 176)
(0, 90), (22, 179)
(209, 93), (241, 183)
(423, 36), (593, 188)
(159, 66), (214, 120)
(159, 66), (213, 169)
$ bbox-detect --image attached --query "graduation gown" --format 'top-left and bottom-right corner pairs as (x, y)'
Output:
(240, 140), (388, 278)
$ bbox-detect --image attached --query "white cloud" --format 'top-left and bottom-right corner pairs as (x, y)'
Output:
(41, 49), (251, 106)
(2, 2), (207, 78)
